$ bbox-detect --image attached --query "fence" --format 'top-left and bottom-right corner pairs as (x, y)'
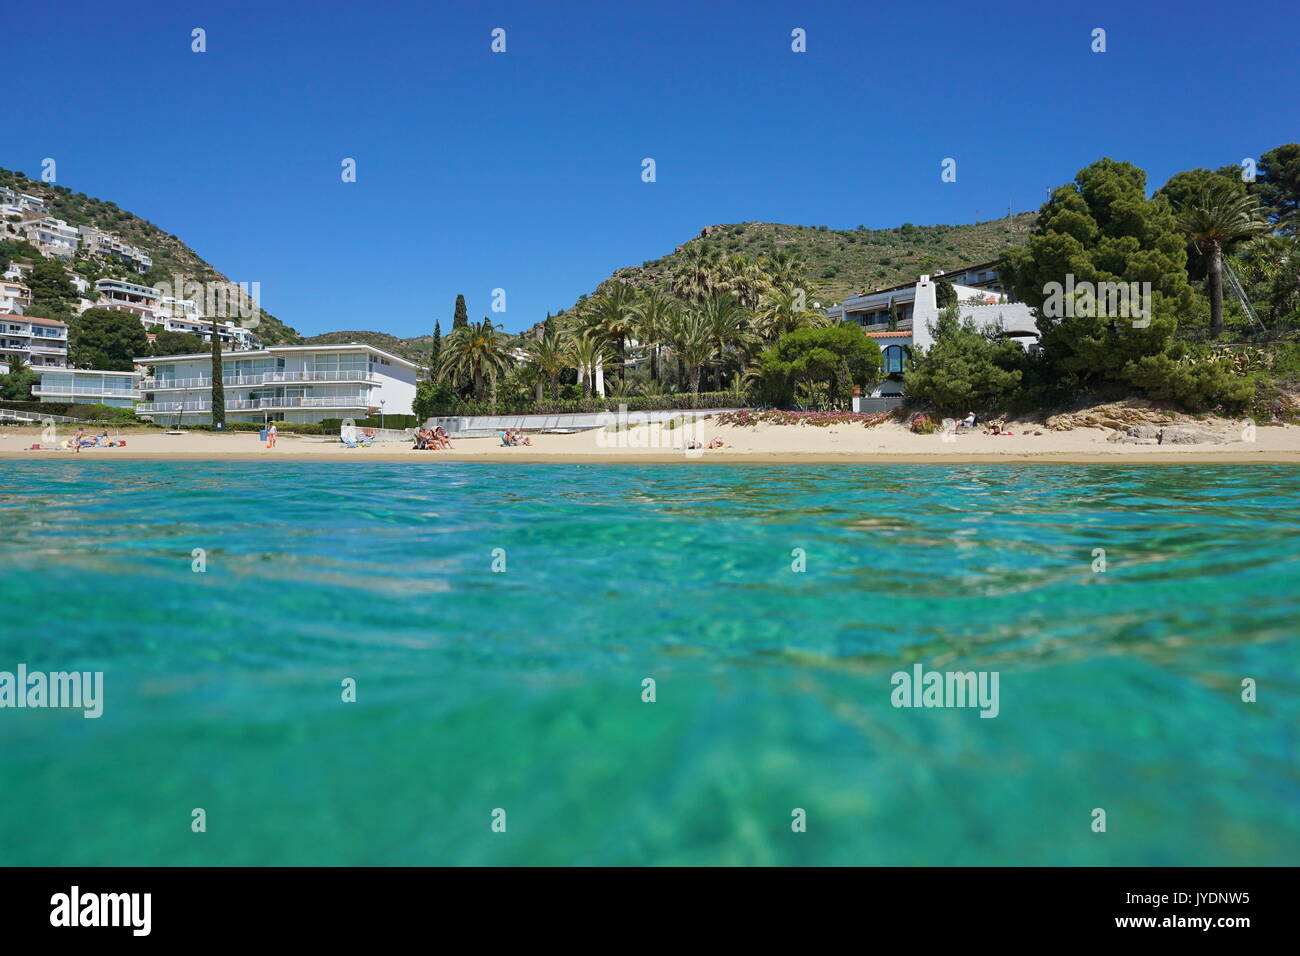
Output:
(427, 408), (745, 438)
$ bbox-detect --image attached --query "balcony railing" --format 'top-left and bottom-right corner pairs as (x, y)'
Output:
(32, 386), (141, 399)
(143, 370), (377, 389)
(137, 396), (371, 413)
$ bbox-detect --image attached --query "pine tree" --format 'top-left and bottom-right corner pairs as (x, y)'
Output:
(210, 326), (225, 428)
(453, 294), (469, 330)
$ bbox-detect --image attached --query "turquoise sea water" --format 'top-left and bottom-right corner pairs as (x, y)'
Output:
(0, 461), (1297, 866)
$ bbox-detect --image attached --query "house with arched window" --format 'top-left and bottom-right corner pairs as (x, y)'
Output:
(823, 263), (1040, 409)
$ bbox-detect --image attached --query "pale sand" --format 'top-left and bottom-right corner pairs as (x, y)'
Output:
(2, 421), (1298, 464)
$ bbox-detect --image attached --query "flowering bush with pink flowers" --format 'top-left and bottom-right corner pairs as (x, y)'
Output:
(709, 410), (889, 428)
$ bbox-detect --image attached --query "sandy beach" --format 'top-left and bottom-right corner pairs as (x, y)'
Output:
(3, 420), (1298, 464)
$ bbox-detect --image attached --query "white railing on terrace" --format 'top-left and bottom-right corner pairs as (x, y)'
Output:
(143, 370), (377, 389)
(138, 396), (370, 413)
(32, 386), (141, 398)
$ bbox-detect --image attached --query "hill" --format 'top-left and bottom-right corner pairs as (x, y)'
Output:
(0, 166), (301, 345)
(299, 330), (434, 364)
(528, 213), (1039, 335)
(621, 214), (1036, 305)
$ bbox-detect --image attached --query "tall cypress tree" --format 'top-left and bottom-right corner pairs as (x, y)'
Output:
(429, 321), (442, 380)
(453, 294), (469, 330)
(209, 326), (225, 428)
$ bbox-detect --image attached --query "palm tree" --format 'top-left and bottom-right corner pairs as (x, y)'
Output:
(1176, 192), (1270, 336)
(581, 281), (638, 384)
(526, 321), (569, 399)
(763, 248), (811, 295)
(667, 309), (715, 396)
(671, 241), (723, 304)
(439, 317), (514, 401)
(632, 288), (676, 383)
(718, 253), (769, 310)
(756, 287), (818, 339)
(567, 332), (608, 398)
(698, 291), (748, 390)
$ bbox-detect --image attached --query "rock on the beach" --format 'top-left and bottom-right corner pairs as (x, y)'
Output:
(1046, 400), (1181, 432)
(1107, 424), (1231, 445)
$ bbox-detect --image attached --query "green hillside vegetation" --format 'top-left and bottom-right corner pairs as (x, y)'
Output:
(0, 166), (300, 344)
(623, 214), (1037, 305)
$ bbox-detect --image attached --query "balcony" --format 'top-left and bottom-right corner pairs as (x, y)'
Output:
(32, 386), (141, 399)
(137, 396), (371, 414)
(142, 370), (378, 389)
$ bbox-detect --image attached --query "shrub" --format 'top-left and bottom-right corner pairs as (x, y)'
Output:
(902, 306), (1025, 415)
(909, 413), (938, 434)
(1123, 346), (1259, 412)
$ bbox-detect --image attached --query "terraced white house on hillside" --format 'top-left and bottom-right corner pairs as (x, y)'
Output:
(135, 344), (421, 424)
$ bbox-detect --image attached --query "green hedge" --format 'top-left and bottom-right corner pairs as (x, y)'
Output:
(0, 400), (139, 422)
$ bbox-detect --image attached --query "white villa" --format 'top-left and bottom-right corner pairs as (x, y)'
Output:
(135, 344), (421, 424)
(825, 261), (1039, 401)
(33, 368), (142, 407)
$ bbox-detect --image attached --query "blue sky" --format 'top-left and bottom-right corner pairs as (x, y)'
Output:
(7, 0), (1297, 336)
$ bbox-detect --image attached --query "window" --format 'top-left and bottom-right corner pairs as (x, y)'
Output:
(882, 345), (911, 375)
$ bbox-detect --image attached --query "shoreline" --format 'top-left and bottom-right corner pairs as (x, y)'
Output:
(3, 421), (1299, 465)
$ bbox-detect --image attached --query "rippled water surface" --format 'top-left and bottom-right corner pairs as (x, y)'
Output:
(1, 461), (1297, 865)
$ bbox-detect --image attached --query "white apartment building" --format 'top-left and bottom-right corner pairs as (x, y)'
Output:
(78, 225), (153, 272)
(93, 277), (161, 317)
(826, 262), (1038, 401)
(21, 217), (80, 258)
(33, 368), (142, 408)
(1, 279), (31, 314)
(146, 313), (258, 350)
(0, 315), (69, 368)
(0, 187), (46, 214)
(3, 261), (33, 282)
(135, 344), (421, 424)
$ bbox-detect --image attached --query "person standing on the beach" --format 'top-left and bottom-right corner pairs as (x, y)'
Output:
(73, 426), (84, 453)
(268, 423), (277, 448)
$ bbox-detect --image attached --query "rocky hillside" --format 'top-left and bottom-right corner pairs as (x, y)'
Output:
(0, 166), (300, 344)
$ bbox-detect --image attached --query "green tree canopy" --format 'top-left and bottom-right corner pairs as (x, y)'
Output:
(753, 323), (883, 408)
(149, 329), (208, 355)
(1255, 143), (1300, 231)
(1000, 157), (1197, 384)
(25, 261), (79, 318)
(0, 356), (38, 401)
(70, 308), (150, 370)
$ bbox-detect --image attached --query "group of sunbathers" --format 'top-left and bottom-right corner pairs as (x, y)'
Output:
(500, 429), (531, 446)
(413, 426), (452, 450)
(956, 412), (1013, 436)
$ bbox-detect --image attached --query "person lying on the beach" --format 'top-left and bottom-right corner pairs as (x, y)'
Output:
(707, 438), (724, 449)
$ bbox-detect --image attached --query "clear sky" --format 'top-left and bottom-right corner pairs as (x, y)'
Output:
(7, 0), (1297, 336)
